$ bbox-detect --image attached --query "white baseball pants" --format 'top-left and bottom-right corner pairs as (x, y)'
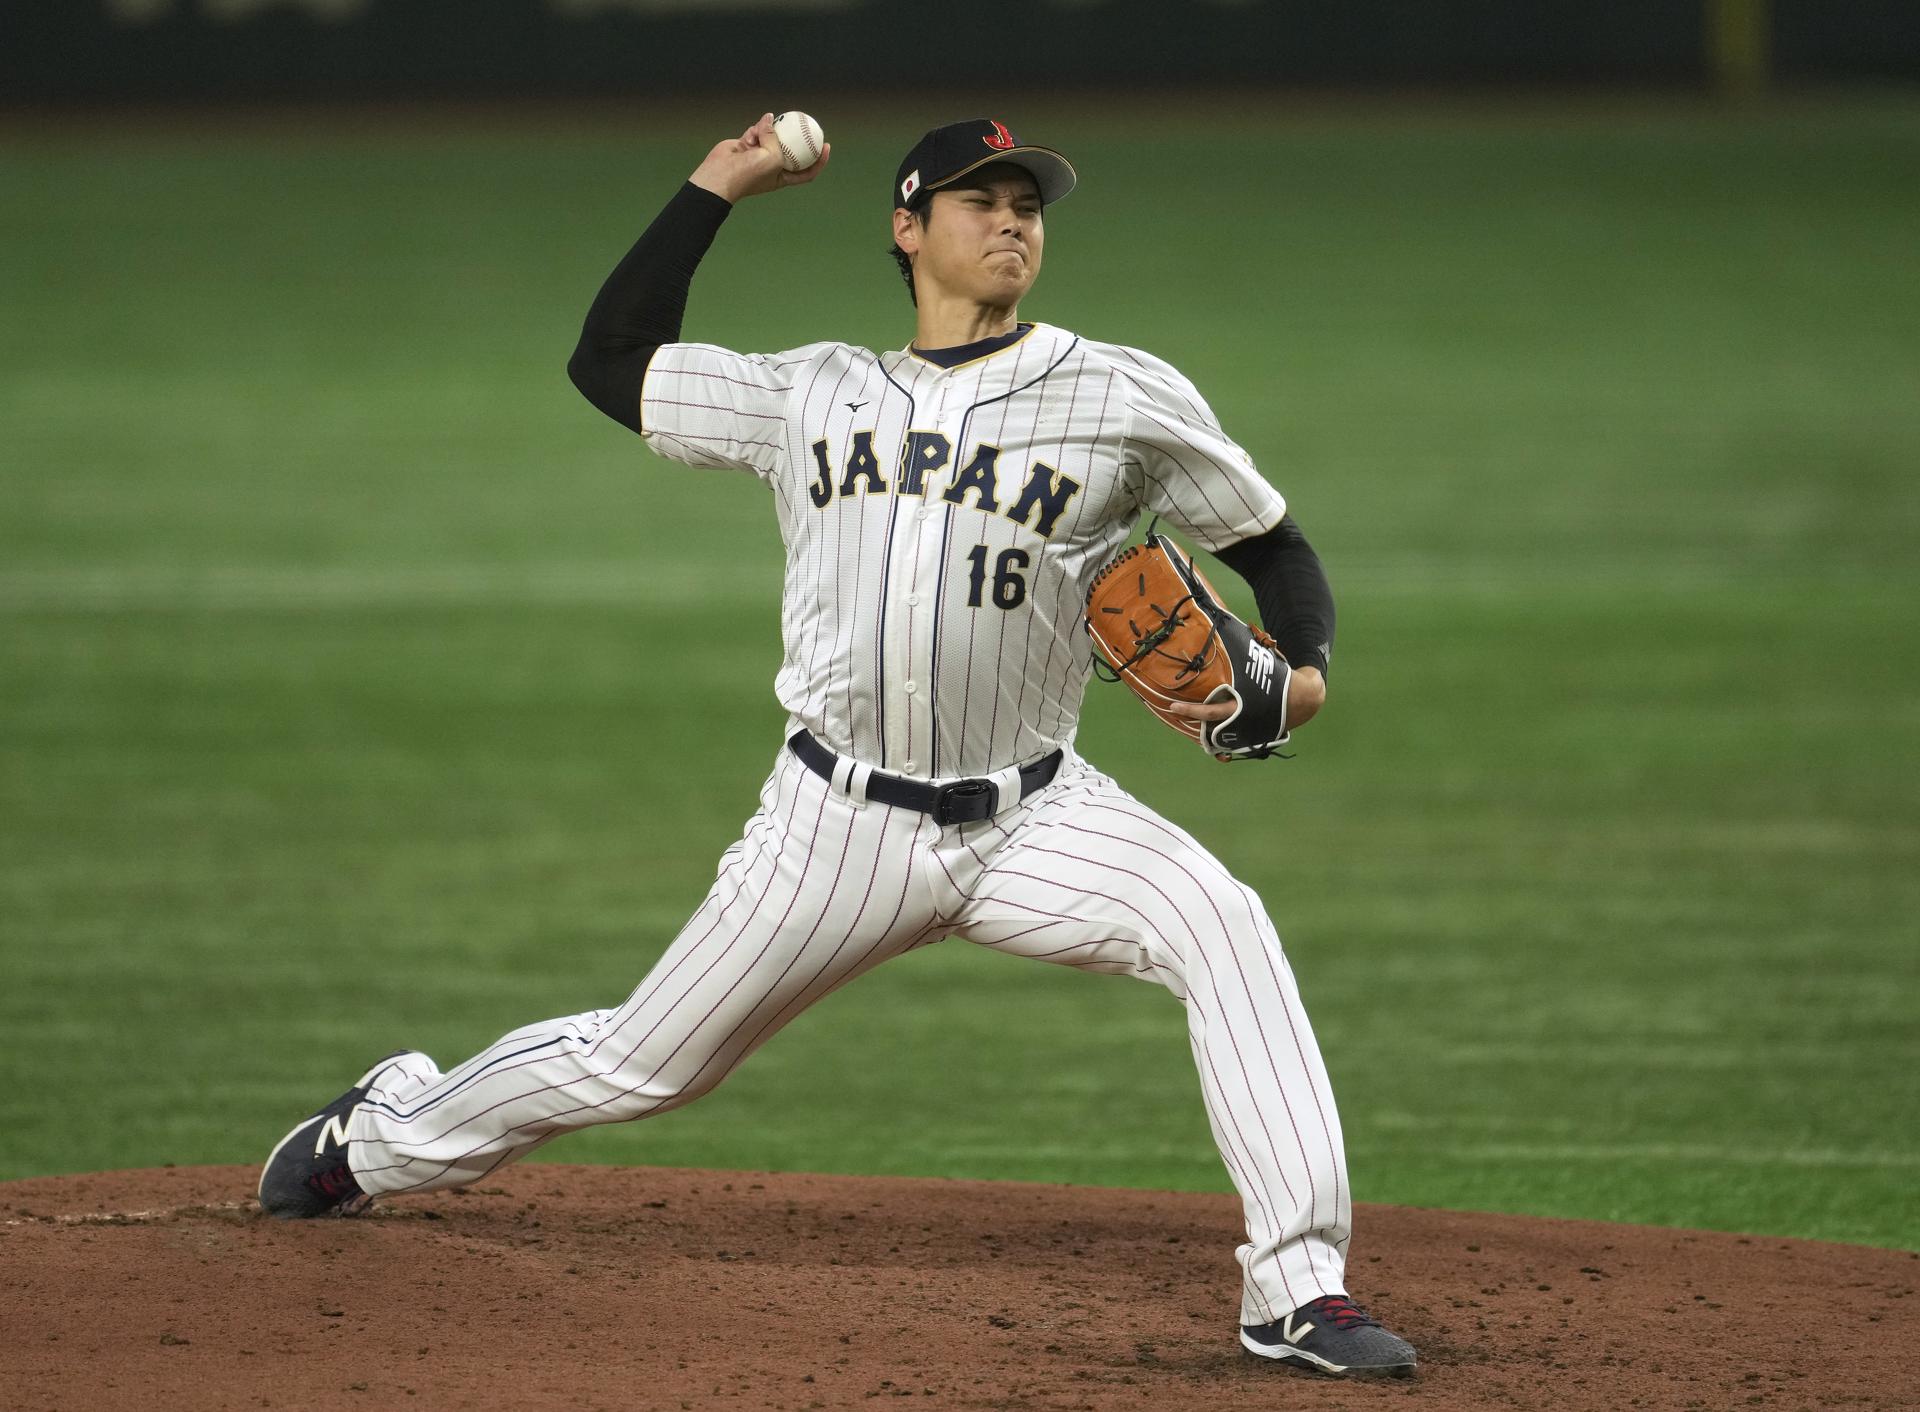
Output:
(349, 744), (1352, 1322)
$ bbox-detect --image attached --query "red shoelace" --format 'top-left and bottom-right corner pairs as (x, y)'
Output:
(307, 1165), (359, 1199)
(1305, 1296), (1379, 1330)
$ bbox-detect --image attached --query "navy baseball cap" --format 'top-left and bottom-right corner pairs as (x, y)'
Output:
(893, 119), (1077, 210)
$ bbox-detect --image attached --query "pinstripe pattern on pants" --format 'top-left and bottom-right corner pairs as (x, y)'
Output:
(347, 749), (1348, 1324)
(926, 758), (1348, 1323)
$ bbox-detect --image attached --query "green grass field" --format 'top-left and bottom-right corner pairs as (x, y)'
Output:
(3, 96), (1915, 1250)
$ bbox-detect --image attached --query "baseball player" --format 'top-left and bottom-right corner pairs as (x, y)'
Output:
(259, 114), (1417, 1377)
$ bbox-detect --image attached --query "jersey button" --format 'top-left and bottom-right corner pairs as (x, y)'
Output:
(905, 593), (920, 606)
(903, 680), (917, 694)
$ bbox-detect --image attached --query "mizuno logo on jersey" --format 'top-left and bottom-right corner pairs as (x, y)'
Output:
(806, 432), (1082, 539)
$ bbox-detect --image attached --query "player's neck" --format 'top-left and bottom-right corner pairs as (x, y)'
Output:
(912, 297), (1020, 353)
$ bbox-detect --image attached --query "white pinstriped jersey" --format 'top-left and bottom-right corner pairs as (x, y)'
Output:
(348, 319), (1359, 1328)
(640, 321), (1286, 780)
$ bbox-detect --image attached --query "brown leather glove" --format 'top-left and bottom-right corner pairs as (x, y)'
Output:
(1086, 532), (1293, 762)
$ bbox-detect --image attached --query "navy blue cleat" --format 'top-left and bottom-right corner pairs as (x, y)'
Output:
(1241, 1295), (1418, 1376)
(257, 1052), (417, 1220)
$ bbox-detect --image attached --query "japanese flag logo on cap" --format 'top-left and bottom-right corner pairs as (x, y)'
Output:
(901, 169), (922, 203)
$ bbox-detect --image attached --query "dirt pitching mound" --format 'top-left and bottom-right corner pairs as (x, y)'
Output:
(1, 1165), (1913, 1411)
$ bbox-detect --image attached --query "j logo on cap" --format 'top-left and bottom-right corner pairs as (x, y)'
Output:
(892, 119), (1077, 211)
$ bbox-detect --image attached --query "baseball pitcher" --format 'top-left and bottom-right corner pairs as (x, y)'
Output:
(258, 113), (1417, 1377)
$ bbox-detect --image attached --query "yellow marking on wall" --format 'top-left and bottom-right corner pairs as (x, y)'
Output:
(1707, 0), (1771, 98)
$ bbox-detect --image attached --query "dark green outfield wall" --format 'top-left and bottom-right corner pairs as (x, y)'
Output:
(4, 0), (1915, 104)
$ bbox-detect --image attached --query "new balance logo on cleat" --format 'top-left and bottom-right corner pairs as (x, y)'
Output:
(257, 1051), (420, 1221)
(314, 1113), (351, 1157)
(1241, 1295), (1417, 1377)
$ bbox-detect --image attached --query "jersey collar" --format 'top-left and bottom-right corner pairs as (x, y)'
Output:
(907, 321), (1037, 371)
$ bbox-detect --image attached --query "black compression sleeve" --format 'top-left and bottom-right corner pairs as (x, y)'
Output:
(567, 181), (734, 434)
(1214, 515), (1337, 677)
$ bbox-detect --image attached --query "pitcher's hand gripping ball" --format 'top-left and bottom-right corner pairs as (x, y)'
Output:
(1087, 532), (1293, 761)
(771, 111), (826, 172)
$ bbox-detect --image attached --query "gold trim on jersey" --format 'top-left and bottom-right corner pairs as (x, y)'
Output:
(907, 321), (1040, 372)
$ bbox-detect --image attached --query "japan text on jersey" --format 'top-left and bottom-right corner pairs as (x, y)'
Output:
(640, 323), (1286, 780)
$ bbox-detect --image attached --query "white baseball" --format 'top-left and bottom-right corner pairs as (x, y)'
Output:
(771, 111), (824, 173)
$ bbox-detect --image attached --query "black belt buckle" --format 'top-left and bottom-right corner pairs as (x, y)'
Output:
(931, 778), (996, 826)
